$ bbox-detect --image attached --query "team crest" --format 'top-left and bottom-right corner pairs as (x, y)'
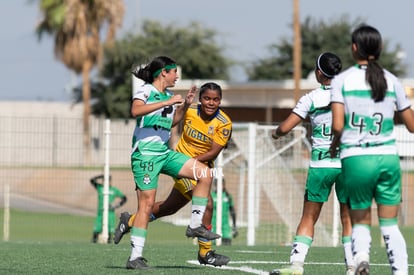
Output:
(223, 128), (230, 137)
(143, 174), (151, 185)
(208, 126), (214, 135)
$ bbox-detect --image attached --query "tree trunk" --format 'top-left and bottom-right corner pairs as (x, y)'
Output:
(82, 59), (93, 165)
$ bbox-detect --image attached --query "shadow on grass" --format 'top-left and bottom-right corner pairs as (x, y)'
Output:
(105, 265), (200, 270)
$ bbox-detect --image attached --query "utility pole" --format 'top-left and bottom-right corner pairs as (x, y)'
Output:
(293, 0), (302, 102)
(293, 0), (303, 165)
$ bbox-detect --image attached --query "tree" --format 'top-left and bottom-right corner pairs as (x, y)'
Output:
(75, 20), (232, 118)
(247, 16), (407, 80)
(35, 0), (124, 160)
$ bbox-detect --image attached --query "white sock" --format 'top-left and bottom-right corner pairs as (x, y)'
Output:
(190, 196), (208, 228)
(130, 235), (145, 260)
(189, 204), (206, 228)
(380, 224), (408, 273)
(342, 236), (355, 269)
(352, 224), (371, 265)
(290, 236), (312, 266)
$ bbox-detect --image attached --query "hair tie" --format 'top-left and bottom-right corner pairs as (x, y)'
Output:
(316, 53), (334, 78)
(368, 55), (375, 61)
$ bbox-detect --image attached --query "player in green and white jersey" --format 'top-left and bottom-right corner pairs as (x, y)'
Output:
(125, 56), (220, 270)
(270, 52), (354, 275)
(211, 178), (237, 245)
(90, 174), (127, 244)
(331, 25), (414, 275)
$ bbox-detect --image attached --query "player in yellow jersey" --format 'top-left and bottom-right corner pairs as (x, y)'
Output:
(115, 82), (232, 266)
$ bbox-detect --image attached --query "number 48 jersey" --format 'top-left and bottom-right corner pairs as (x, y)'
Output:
(330, 65), (411, 158)
(131, 83), (176, 155)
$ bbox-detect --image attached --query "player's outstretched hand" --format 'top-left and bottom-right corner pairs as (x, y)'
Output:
(185, 85), (197, 105)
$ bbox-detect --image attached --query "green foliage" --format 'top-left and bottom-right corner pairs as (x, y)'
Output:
(82, 20), (232, 118)
(35, 0), (66, 39)
(248, 15), (407, 80)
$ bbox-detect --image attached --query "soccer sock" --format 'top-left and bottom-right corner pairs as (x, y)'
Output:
(190, 196), (208, 228)
(352, 224), (371, 265)
(342, 236), (355, 268)
(198, 224), (213, 256)
(128, 213), (136, 227)
(198, 239), (212, 257)
(379, 218), (408, 273)
(130, 227), (147, 260)
(289, 235), (312, 266)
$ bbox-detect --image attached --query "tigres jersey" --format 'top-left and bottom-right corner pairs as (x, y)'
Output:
(176, 105), (232, 165)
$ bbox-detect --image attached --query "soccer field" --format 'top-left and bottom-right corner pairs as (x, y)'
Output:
(1, 242), (414, 274)
(1, 210), (414, 274)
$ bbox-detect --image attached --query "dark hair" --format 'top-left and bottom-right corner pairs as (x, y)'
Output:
(198, 82), (222, 101)
(352, 24), (386, 102)
(131, 56), (177, 83)
(316, 52), (342, 78)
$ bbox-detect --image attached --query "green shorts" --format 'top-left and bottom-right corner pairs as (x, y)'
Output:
(305, 167), (346, 203)
(341, 154), (401, 210)
(131, 150), (191, 190)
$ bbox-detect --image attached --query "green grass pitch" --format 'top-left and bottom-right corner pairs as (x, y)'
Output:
(1, 209), (413, 274)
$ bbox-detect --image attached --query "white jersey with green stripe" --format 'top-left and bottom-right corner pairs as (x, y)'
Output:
(331, 65), (411, 159)
(293, 86), (340, 168)
(131, 83), (177, 155)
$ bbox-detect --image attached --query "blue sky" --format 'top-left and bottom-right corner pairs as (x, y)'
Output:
(1, 0), (413, 101)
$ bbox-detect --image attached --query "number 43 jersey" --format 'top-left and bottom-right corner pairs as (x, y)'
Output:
(131, 83), (176, 155)
(331, 65), (411, 158)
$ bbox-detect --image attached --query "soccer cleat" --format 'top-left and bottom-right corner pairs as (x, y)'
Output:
(126, 256), (150, 270)
(185, 225), (221, 240)
(114, 212), (131, 244)
(269, 265), (304, 275)
(198, 250), (230, 267)
(355, 261), (369, 275)
(346, 266), (356, 275)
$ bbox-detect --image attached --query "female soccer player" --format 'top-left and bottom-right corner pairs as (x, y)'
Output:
(125, 56), (220, 270)
(116, 81), (232, 267)
(330, 25), (414, 275)
(270, 52), (354, 275)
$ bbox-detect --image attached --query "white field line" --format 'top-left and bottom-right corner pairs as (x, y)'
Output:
(187, 260), (269, 274)
(188, 258), (414, 274)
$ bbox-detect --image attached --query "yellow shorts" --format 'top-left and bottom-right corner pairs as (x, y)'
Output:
(173, 177), (197, 200)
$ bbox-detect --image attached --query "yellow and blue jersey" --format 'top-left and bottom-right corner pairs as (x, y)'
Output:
(176, 104), (232, 166)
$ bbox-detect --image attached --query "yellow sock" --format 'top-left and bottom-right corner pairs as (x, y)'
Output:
(198, 239), (212, 257)
(128, 213), (136, 227)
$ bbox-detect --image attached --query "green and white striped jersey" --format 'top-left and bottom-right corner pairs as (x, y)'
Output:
(131, 83), (177, 155)
(293, 85), (340, 168)
(331, 65), (411, 159)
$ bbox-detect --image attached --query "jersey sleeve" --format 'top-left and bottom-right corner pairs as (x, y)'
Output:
(132, 84), (149, 102)
(330, 74), (344, 104)
(292, 92), (312, 119)
(386, 71), (412, 111)
(214, 122), (232, 147)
